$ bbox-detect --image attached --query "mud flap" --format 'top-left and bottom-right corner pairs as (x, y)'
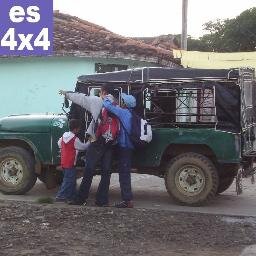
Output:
(250, 167), (256, 184)
(39, 169), (63, 189)
(251, 174), (255, 184)
(236, 169), (243, 195)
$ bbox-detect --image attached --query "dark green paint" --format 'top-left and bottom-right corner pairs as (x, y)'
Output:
(0, 114), (240, 169)
(0, 114), (68, 164)
(134, 128), (240, 167)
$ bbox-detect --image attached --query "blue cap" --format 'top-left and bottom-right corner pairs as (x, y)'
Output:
(121, 93), (136, 108)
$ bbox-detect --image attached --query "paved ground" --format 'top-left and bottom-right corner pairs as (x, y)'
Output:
(1, 173), (256, 217)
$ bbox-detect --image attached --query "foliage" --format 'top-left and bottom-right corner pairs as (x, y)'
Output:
(173, 34), (209, 51)
(181, 7), (256, 52)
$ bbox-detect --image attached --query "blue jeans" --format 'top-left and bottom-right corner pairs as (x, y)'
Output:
(77, 141), (112, 205)
(118, 147), (133, 201)
(56, 168), (77, 200)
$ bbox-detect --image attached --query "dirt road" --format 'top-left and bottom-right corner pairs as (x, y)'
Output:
(0, 200), (256, 256)
(1, 174), (256, 217)
(1, 174), (256, 255)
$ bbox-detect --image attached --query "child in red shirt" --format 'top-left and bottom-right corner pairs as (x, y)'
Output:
(55, 119), (90, 202)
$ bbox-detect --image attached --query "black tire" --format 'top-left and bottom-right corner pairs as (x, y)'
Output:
(164, 152), (219, 206)
(0, 146), (37, 195)
(217, 176), (235, 194)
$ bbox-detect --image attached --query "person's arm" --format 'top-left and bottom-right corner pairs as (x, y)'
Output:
(57, 137), (62, 148)
(59, 90), (102, 115)
(103, 98), (126, 119)
(74, 138), (90, 151)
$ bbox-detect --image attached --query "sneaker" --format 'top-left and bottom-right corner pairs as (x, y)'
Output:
(55, 197), (67, 203)
(114, 201), (133, 208)
(68, 199), (87, 206)
(95, 201), (109, 207)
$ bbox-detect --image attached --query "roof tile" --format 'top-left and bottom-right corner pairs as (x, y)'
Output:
(54, 12), (180, 66)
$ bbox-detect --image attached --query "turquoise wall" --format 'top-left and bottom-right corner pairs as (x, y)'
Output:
(0, 56), (157, 117)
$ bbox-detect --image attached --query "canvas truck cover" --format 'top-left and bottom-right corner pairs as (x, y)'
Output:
(78, 67), (240, 83)
(72, 67), (255, 134)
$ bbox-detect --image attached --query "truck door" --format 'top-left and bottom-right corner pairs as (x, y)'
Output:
(50, 116), (68, 164)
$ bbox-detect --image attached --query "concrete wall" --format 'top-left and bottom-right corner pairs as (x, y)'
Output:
(174, 50), (256, 71)
(0, 56), (157, 117)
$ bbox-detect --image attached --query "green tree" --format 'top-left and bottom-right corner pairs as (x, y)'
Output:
(224, 8), (256, 51)
(188, 7), (256, 52)
(173, 35), (210, 51)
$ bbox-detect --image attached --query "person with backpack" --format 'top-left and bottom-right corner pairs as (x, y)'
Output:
(103, 93), (137, 208)
(59, 86), (119, 206)
(56, 119), (90, 203)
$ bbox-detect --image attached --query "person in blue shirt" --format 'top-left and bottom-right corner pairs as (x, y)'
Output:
(103, 93), (136, 208)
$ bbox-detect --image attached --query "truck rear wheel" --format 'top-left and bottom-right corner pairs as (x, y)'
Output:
(164, 152), (219, 206)
(0, 146), (37, 195)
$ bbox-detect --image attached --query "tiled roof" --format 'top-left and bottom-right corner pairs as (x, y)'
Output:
(133, 35), (180, 51)
(54, 12), (180, 67)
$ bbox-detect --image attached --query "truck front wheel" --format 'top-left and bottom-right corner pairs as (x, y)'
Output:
(164, 152), (219, 206)
(0, 146), (37, 195)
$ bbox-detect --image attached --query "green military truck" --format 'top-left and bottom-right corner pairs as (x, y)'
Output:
(0, 67), (255, 206)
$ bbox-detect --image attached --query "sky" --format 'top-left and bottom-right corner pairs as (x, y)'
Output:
(53, 0), (256, 38)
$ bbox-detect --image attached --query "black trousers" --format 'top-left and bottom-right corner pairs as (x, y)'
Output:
(77, 141), (112, 204)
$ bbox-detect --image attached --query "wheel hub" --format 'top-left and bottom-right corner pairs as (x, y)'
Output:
(185, 174), (197, 186)
(0, 158), (24, 186)
(175, 165), (205, 196)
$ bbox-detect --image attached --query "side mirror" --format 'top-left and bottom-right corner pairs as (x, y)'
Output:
(64, 97), (69, 108)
